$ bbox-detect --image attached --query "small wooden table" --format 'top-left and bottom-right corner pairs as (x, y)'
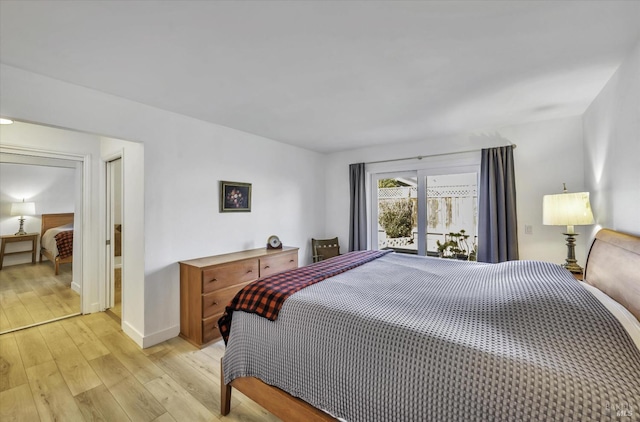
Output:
(0, 233), (39, 270)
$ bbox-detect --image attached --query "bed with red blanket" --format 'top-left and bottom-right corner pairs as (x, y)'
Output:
(39, 213), (74, 275)
(219, 230), (640, 422)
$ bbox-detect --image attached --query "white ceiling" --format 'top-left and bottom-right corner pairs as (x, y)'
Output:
(1, 1), (639, 153)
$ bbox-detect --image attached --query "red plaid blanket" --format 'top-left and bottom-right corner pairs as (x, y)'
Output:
(54, 230), (74, 259)
(218, 249), (391, 343)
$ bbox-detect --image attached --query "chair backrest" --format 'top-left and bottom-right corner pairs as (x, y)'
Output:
(311, 237), (340, 263)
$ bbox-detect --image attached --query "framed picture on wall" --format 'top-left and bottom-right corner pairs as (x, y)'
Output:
(220, 181), (252, 212)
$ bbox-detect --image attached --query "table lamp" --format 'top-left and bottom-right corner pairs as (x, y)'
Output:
(10, 199), (36, 236)
(543, 184), (594, 274)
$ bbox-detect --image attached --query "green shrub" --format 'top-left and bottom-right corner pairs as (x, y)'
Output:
(379, 199), (413, 238)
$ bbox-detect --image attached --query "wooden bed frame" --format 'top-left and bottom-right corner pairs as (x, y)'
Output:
(220, 228), (640, 422)
(39, 213), (74, 275)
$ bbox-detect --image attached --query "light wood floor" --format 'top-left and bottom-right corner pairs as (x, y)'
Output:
(0, 262), (79, 334)
(0, 311), (281, 421)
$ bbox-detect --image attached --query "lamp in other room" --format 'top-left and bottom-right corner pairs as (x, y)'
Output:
(543, 184), (594, 274)
(10, 199), (36, 236)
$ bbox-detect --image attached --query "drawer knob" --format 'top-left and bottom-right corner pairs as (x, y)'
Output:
(212, 301), (218, 306)
(289, 259), (294, 263)
(264, 265), (270, 269)
(247, 269), (253, 273)
(209, 278), (217, 283)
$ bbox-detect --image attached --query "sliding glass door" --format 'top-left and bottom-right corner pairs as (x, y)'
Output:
(372, 166), (479, 259)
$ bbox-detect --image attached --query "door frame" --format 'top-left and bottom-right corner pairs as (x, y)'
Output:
(104, 154), (123, 315)
(0, 144), (91, 313)
(367, 151), (481, 255)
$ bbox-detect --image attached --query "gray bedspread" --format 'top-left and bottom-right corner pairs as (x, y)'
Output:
(223, 253), (640, 421)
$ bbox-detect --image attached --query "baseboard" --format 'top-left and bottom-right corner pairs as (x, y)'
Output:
(71, 281), (81, 294)
(141, 324), (180, 348)
(122, 320), (145, 348)
(120, 320), (179, 349)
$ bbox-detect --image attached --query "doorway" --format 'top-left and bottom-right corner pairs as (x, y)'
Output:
(0, 154), (85, 334)
(105, 157), (123, 322)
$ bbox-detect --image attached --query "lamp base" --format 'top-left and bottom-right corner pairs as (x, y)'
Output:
(562, 232), (583, 274)
(15, 217), (27, 236)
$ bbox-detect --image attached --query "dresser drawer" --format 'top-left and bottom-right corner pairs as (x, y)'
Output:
(260, 251), (298, 278)
(202, 282), (252, 318)
(202, 259), (259, 293)
(202, 314), (222, 344)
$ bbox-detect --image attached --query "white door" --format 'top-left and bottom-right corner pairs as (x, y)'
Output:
(106, 157), (123, 317)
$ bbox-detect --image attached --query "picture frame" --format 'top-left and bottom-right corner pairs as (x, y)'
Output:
(220, 181), (252, 212)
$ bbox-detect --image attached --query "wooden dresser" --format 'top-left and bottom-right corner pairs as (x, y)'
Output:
(179, 246), (298, 347)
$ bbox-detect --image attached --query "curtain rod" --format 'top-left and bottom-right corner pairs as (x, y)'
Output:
(364, 144), (516, 165)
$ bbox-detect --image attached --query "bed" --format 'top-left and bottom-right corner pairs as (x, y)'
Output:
(219, 229), (640, 421)
(39, 213), (74, 275)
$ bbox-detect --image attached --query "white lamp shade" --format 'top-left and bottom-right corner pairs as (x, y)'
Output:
(543, 192), (594, 226)
(10, 201), (36, 217)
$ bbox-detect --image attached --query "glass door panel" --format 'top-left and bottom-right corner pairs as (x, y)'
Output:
(422, 172), (478, 260)
(373, 173), (418, 254)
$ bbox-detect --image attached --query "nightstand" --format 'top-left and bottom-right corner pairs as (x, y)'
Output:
(572, 272), (584, 281)
(0, 233), (39, 270)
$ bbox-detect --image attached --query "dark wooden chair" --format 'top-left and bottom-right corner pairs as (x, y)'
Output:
(311, 237), (340, 263)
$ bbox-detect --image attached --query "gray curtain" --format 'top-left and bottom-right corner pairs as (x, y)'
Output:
(349, 163), (367, 251)
(478, 146), (519, 263)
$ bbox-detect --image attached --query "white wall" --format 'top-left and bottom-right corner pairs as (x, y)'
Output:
(0, 64), (326, 347)
(325, 115), (587, 265)
(0, 162), (76, 266)
(583, 40), (640, 239)
(494, 116), (587, 264)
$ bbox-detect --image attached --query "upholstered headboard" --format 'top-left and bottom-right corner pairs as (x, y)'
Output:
(584, 229), (640, 321)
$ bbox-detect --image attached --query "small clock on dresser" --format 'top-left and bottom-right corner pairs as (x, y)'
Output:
(267, 235), (282, 249)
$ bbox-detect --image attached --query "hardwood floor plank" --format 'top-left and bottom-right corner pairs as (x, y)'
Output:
(18, 291), (56, 322)
(101, 331), (164, 384)
(26, 360), (85, 422)
(61, 317), (111, 361)
(14, 327), (54, 369)
(74, 383), (131, 422)
(0, 383), (40, 421)
(31, 283), (57, 298)
(0, 309), (12, 337)
(201, 339), (227, 362)
(0, 334), (28, 392)
(4, 303), (35, 329)
(223, 401), (283, 422)
(82, 312), (120, 337)
(39, 322), (103, 397)
(162, 337), (219, 379)
(144, 374), (216, 422)
(148, 347), (221, 413)
(109, 375), (166, 422)
(0, 289), (20, 308)
(40, 293), (75, 317)
(152, 412), (177, 422)
(88, 353), (132, 389)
